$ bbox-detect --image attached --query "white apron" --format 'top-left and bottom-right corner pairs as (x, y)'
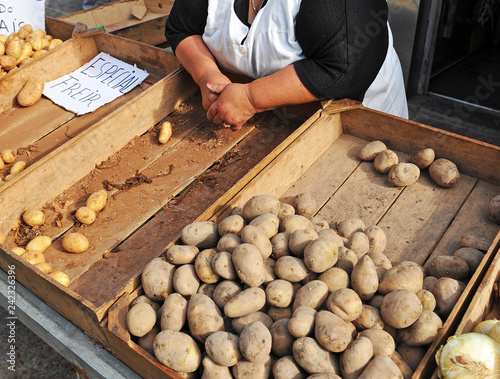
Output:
(203, 0), (409, 118)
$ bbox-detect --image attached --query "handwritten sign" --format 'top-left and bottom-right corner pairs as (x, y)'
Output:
(0, 0), (45, 34)
(43, 52), (149, 115)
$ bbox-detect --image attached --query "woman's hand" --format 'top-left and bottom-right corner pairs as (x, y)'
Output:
(206, 82), (258, 131)
(198, 70), (232, 111)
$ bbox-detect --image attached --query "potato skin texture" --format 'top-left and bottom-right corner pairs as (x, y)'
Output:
(62, 232), (89, 253)
(86, 190), (108, 212)
(487, 195), (500, 224)
(380, 290), (423, 329)
(373, 150), (399, 174)
(22, 209), (45, 226)
(241, 194), (281, 221)
(187, 294), (224, 343)
(127, 302), (156, 337)
(388, 163), (420, 187)
(340, 336), (374, 379)
(410, 148), (435, 169)
(426, 255), (469, 281)
(429, 158), (460, 188)
(141, 257), (175, 301)
(240, 321), (272, 363)
(351, 255), (379, 301)
(293, 336), (340, 375)
(358, 140), (387, 161)
(154, 329), (201, 373)
(399, 310), (442, 346)
(224, 287), (266, 318)
(17, 79), (44, 107)
(315, 310), (352, 353)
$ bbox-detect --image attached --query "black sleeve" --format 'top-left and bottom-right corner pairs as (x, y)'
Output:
(294, 0), (389, 102)
(164, 0), (209, 54)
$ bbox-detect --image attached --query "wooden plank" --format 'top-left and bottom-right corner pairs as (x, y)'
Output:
(110, 15), (168, 45)
(144, 0), (174, 13)
(93, 2), (135, 27)
(45, 17), (77, 42)
(341, 107), (500, 186)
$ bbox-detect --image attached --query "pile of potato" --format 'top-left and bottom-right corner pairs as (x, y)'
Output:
(358, 141), (460, 188)
(0, 148), (26, 184)
(126, 193), (471, 378)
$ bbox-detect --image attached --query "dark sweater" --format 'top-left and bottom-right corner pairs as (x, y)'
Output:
(165, 0), (389, 102)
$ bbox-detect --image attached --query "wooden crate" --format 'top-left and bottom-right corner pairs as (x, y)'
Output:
(45, 0), (173, 46)
(101, 101), (500, 378)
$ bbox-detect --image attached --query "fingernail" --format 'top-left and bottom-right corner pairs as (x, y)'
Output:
(207, 82), (212, 87)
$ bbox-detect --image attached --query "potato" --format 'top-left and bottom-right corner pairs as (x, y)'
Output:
(30, 49), (47, 59)
(380, 290), (423, 329)
(416, 289), (436, 311)
(351, 255), (378, 301)
(294, 192), (316, 219)
(334, 247), (358, 274)
(303, 237), (338, 273)
(432, 277), (465, 317)
(318, 229), (345, 247)
(16, 43), (32, 64)
(218, 214), (246, 236)
(62, 232), (89, 253)
(410, 148), (435, 169)
(488, 195), (500, 224)
(75, 206), (96, 225)
(18, 24), (33, 39)
(289, 229), (319, 257)
(224, 287), (266, 318)
(166, 244), (199, 265)
(131, 294), (161, 313)
(25, 235), (51, 252)
(293, 337), (340, 375)
(359, 328), (395, 357)
(358, 355), (403, 378)
(137, 325), (160, 356)
(288, 306), (317, 338)
(187, 294), (224, 343)
(346, 231), (370, 259)
(367, 252), (392, 281)
(364, 225), (387, 253)
(232, 311), (273, 334)
(358, 140), (387, 161)
(141, 257), (175, 301)
(391, 351), (413, 379)
(264, 257), (277, 284)
(336, 218), (366, 239)
(212, 251), (237, 280)
(10, 247), (25, 256)
(127, 302), (156, 337)
(378, 261), (424, 294)
(268, 306), (293, 321)
(211, 280), (242, 309)
(197, 283), (216, 298)
(26, 34), (45, 50)
(217, 233), (241, 253)
(310, 216), (330, 233)
(86, 190), (108, 212)
(373, 150), (399, 174)
(307, 373), (342, 379)
(272, 356), (306, 379)
(232, 357), (272, 379)
(0, 55), (17, 70)
(399, 310), (442, 346)
(241, 194), (281, 221)
(34, 262), (53, 274)
(241, 225), (273, 259)
(453, 247), (484, 272)
(21, 250), (45, 265)
(232, 243), (265, 286)
(275, 256), (310, 282)
(271, 232), (291, 259)
(160, 293), (187, 331)
(49, 271), (70, 286)
(181, 221), (219, 249)
(319, 267), (349, 292)
(397, 344), (426, 371)
(426, 255), (469, 281)
(423, 275), (438, 291)
(270, 318), (294, 357)
(240, 321), (272, 362)
(429, 158), (460, 187)
(315, 310), (352, 353)
(173, 264), (200, 296)
(249, 213), (280, 239)
(205, 331), (241, 366)
(18, 57), (34, 66)
(6, 39), (22, 59)
(154, 329), (201, 372)
(1, 148), (16, 164)
(279, 214), (314, 233)
(266, 279), (294, 308)
(17, 79), (44, 107)
(340, 336), (374, 379)
(278, 202), (296, 220)
(388, 163), (420, 187)
(459, 231), (491, 251)
(194, 248), (219, 284)
(10, 160), (26, 175)
(293, 280), (329, 311)
(20, 208), (43, 227)
(326, 288), (363, 322)
(353, 304), (385, 330)
(158, 120), (172, 144)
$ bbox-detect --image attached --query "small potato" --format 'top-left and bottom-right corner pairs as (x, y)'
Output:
(275, 256), (310, 282)
(426, 255), (469, 281)
(488, 195), (500, 224)
(26, 34), (45, 50)
(423, 276), (438, 291)
(197, 283), (216, 298)
(310, 216), (330, 233)
(315, 310), (352, 353)
(358, 140), (387, 161)
(173, 264), (200, 296)
(249, 213), (279, 239)
(373, 150), (399, 174)
(194, 248), (219, 284)
(398, 344), (426, 371)
(141, 257), (175, 301)
(137, 325), (160, 356)
(217, 233), (241, 254)
(364, 225), (387, 253)
(359, 328), (395, 357)
(240, 321), (272, 362)
(131, 294), (161, 313)
(358, 356), (403, 378)
(232, 311), (273, 334)
(0, 55), (17, 70)
(86, 190), (108, 212)
(127, 302), (157, 337)
(429, 158), (460, 188)
(294, 192), (316, 219)
(278, 202), (296, 220)
(453, 247), (484, 272)
(232, 357), (273, 379)
(410, 148), (435, 169)
(10, 161), (26, 175)
(303, 237), (338, 273)
(16, 43), (32, 64)
(273, 356), (306, 379)
(17, 79), (44, 107)
(289, 228), (319, 257)
(293, 337), (340, 374)
(62, 232), (89, 253)
(266, 279), (294, 308)
(49, 271), (70, 286)
(270, 318), (295, 357)
(346, 231), (370, 259)
(326, 288), (363, 322)
(160, 293), (188, 332)
(432, 277), (465, 317)
(293, 280), (329, 311)
(224, 287), (266, 318)
(271, 232), (291, 259)
(158, 120), (172, 144)
(416, 289), (436, 311)
(353, 304), (385, 330)
(388, 163), (420, 187)
(34, 262), (53, 274)
(279, 214), (314, 234)
(154, 329), (201, 373)
(288, 306), (317, 338)
(351, 255), (379, 301)
(26, 235), (51, 252)
(6, 39), (22, 59)
(17, 24), (33, 39)
(334, 247), (358, 274)
(30, 49), (47, 59)
(2, 149), (17, 164)
(218, 214), (246, 236)
(378, 261), (424, 294)
(459, 231), (491, 251)
(367, 252), (392, 281)
(166, 244), (199, 265)
(336, 218), (366, 240)
(241, 225), (273, 259)
(75, 206), (96, 225)
(241, 194), (281, 221)
(319, 267), (349, 292)
(380, 290), (423, 329)
(10, 247), (26, 256)
(212, 251), (238, 280)
(399, 310), (442, 346)
(21, 250), (45, 265)
(181, 220), (219, 249)
(187, 294), (224, 343)
(268, 306), (293, 321)
(232, 243), (266, 286)
(212, 280), (242, 309)
(205, 331), (241, 366)
(340, 336), (373, 379)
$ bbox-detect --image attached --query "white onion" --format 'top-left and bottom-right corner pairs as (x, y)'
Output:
(436, 332), (500, 378)
(473, 319), (499, 336)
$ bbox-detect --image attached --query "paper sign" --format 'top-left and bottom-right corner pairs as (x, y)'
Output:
(0, 0), (45, 34)
(43, 52), (149, 115)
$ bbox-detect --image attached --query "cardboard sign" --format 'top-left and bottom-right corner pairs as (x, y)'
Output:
(0, 0), (45, 34)
(43, 52), (149, 116)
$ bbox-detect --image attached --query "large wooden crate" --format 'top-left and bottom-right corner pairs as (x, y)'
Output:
(45, 0), (173, 45)
(101, 101), (500, 378)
